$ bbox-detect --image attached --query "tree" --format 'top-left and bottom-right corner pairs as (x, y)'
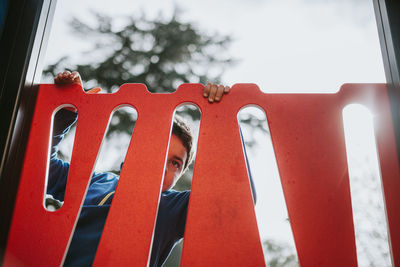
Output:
(263, 239), (298, 267)
(44, 11), (233, 90)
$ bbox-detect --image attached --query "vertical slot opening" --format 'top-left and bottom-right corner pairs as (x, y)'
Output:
(61, 105), (137, 266)
(93, 106), (137, 174)
(45, 106), (78, 211)
(154, 104), (201, 267)
(343, 104), (391, 267)
(238, 106), (298, 267)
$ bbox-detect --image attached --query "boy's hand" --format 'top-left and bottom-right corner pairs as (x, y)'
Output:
(203, 83), (231, 103)
(54, 71), (82, 87)
(54, 71), (100, 112)
(54, 70), (100, 94)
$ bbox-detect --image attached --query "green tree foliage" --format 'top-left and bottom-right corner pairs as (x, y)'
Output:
(263, 239), (298, 267)
(44, 11), (233, 93)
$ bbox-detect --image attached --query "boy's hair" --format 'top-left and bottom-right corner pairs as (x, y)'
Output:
(172, 115), (194, 172)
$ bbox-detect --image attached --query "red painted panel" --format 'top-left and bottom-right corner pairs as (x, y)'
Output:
(3, 83), (400, 267)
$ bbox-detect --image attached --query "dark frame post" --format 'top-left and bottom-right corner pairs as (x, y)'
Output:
(373, 0), (400, 163)
(0, 0), (57, 262)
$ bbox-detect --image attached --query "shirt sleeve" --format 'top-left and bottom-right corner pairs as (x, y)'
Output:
(175, 190), (191, 238)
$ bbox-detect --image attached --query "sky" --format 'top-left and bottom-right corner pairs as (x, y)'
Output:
(45, 0), (385, 92)
(43, 0), (390, 265)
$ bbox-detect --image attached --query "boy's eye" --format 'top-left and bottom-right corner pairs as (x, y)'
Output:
(171, 160), (181, 169)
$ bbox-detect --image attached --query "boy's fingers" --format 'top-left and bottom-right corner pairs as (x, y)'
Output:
(208, 84), (218, 103)
(71, 71), (79, 79)
(71, 71), (83, 85)
(62, 71), (71, 78)
(55, 72), (69, 83)
(214, 85), (225, 102)
(203, 83), (211, 97)
(56, 72), (63, 80)
(55, 71), (83, 86)
(55, 73), (66, 85)
(203, 83), (231, 102)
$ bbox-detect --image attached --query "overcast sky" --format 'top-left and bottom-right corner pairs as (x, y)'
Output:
(45, 0), (385, 92)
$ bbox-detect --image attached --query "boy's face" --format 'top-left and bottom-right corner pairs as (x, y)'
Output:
(162, 134), (188, 192)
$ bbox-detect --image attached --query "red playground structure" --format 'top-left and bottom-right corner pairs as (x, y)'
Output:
(3, 83), (400, 266)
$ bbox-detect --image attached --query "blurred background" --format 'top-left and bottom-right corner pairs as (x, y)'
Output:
(41, 0), (390, 266)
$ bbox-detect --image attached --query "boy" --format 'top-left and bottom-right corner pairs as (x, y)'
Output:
(49, 71), (231, 266)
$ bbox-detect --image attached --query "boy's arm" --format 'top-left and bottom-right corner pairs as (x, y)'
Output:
(47, 108), (78, 201)
(50, 109), (78, 159)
